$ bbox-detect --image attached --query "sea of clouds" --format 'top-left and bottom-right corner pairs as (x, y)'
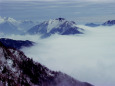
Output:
(1, 25), (115, 86)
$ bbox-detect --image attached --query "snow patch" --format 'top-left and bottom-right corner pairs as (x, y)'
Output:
(47, 19), (66, 33)
(0, 16), (19, 24)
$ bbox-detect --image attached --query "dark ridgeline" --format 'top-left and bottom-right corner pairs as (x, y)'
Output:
(0, 41), (93, 86)
(0, 38), (34, 49)
(85, 20), (115, 27)
(102, 20), (115, 26)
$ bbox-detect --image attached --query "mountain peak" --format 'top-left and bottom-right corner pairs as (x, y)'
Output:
(56, 18), (65, 21)
(0, 17), (17, 24)
(27, 18), (83, 38)
(5, 17), (17, 22)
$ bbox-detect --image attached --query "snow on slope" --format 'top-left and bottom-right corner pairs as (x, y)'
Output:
(47, 18), (66, 33)
(0, 16), (19, 24)
(27, 18), (83, 38)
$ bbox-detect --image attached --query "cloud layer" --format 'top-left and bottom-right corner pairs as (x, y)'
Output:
(26, 26), (115, 86)
(3, 25), (115, 86)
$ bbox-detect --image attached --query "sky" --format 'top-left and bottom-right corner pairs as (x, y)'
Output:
(0, 0), (115, 24)
(0, 0), (115, 2)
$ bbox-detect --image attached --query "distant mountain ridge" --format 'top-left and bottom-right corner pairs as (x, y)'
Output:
(102, 20), (115, 26)
(27, 18), (84, 38)
(85, 20), (115, 27)
(0, 16), (37, 35)
(1, 16), (115, 36)
(0, 41), (93, 86)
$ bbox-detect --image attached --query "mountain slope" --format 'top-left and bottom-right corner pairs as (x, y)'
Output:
(0, 38), (34, 49)
(0, 42), (93, 86)
(0, 17), (21, 35)
(19, 20), (36, 32)
(27, 18), (84, 38)
(0, 21), (21, 35)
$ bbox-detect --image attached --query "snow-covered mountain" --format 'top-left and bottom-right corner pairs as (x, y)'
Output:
(0, 16), (37, 35)
(102, 20), (115, 26)
(0, 17), (21, 35)
(85, 20), (115, 27)
(0, 16), (19, 24)
(27, 18), (84, 38)
(0, 41), (93, 86)
(0, 38), (34, 49)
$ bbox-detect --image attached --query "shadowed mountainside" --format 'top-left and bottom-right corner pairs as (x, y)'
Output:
(0, 41), (93, 86)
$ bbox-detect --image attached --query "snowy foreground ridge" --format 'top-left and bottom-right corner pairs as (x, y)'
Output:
(0, 41), (93, 86)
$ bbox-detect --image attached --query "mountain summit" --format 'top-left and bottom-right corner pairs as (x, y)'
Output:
(27, 18), (84, 38)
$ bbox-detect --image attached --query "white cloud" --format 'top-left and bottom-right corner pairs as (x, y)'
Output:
(2, 25), (115, 86)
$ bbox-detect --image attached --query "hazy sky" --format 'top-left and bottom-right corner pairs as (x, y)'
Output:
(0, 0), (115, 2)
(0, 0), (115, 23)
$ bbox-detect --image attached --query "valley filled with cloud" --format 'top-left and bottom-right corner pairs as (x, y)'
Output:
(0, 0), (115, 86)
(1, 25), (115, 86)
